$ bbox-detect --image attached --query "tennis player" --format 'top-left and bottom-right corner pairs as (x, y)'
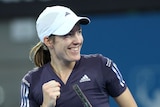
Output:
(20, 5), (137, 107)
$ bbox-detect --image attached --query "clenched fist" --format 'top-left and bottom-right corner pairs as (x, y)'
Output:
(41, 80), (61, 107)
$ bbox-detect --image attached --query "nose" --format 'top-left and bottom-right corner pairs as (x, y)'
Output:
(73, 32), (83, 43)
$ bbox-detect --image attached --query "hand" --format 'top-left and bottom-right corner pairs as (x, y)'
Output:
(41, 80), (61, 107)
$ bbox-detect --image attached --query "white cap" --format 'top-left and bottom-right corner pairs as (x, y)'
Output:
(36, 5), (90, 42)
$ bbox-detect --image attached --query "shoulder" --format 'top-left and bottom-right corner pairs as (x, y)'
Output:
(81, 54), (113, 67)
(81, 54), (109, 61)
(23, 67), (41, 78)
(21, 67), (41, 86)
(21, 63), (49, 87)
(81, 53), (103, 58)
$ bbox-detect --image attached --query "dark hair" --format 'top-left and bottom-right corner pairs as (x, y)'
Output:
(29, 41), (51, 67)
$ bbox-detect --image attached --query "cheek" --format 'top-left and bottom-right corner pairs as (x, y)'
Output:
(81, 36), (84, 42)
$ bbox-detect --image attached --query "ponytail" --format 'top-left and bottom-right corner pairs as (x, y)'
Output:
(29, 41), (51, 67)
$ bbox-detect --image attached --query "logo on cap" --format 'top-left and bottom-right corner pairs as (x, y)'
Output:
(65, 12), (70, 16)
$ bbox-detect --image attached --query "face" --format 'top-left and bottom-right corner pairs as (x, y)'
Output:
(49, 24), (83, 62)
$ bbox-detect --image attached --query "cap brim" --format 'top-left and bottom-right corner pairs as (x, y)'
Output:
(52, 16), (90, 36)
(79, 17), (90, 25)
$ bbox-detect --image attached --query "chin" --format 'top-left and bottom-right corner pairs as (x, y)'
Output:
(72, 55), (81, 61)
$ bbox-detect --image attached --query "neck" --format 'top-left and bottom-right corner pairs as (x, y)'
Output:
(51, 60), (75, 72)
(50, 60), (76, 84)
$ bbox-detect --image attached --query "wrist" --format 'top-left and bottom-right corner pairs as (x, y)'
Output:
(40, 104), (47, 107)
(41, 103), (55, 107)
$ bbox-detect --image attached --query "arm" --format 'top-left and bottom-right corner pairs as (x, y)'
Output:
(114, 87), (138, 107)
(100, 56), (137, 107)
(20, 82), (30, 107)
(20, 79), (39, 107)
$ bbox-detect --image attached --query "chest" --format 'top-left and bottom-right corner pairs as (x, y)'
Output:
(32, 66), (109, 106)
(55, 72), (108, 107)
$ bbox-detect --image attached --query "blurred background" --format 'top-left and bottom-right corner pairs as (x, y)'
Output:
(0, 0), (160, 107)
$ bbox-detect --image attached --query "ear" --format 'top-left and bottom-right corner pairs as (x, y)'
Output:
(43, 36), (53, 48)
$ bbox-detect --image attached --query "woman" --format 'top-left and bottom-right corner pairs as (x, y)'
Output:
(20, 5), (137, 107)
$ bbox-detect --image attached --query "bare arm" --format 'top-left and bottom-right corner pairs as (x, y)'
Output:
(114, 87), (138, 107)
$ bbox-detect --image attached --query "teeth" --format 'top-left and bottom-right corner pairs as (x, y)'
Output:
(73, 48), (78, 51)
(71, 47), (78, 51)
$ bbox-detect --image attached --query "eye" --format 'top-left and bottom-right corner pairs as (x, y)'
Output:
(64, 32), (73, 36)
(78, 29), (82, 34)
(67, 32), (73, 36)
(63, 28), (82, 38)
(63, 32), (73, 38)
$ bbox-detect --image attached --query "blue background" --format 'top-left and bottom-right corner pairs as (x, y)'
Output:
(81, 11), (160, 107)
